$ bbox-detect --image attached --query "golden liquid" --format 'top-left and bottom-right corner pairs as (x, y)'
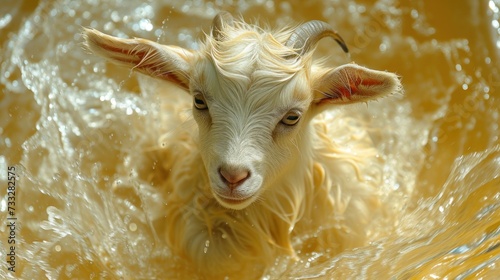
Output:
(1, 0), (500, 279)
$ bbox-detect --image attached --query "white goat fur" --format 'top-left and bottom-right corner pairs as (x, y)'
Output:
(84, 14), (401, 278)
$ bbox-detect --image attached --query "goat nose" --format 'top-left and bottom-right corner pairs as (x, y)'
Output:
(219, 166), (250, 189)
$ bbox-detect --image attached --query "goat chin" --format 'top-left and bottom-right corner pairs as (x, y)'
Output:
(213, 194), (257, 210)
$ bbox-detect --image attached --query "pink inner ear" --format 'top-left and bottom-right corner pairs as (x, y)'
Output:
(322, 73), (385, 104)
(94, 40), (189, 89)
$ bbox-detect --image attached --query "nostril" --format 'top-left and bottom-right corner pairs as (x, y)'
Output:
(219, 166), (250, 187)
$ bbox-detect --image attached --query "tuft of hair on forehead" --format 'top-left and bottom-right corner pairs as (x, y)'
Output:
(201, 17), (311, 90)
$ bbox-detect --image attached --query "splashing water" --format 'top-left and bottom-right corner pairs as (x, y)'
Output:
(1, 0), (499, 279)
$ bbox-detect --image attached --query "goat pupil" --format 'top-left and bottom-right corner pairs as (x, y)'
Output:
(282, 113), (300, 126)
(194, 97), (207, 109)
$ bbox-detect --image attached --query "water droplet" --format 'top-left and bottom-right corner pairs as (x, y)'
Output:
(104, 22), (114, 32)
(111, 11), (120, 22)
(489, 0), (499, 13)
(139, 19), (153, 31)
(411, 9), (418, 19)
(204, 240), (210, 253)
(492, 19), (500, 29)
(5, 138), (11, 148)
(129, 223), (137, 232)
(379, 43), (387, 52)
(0, 14), (13, 29)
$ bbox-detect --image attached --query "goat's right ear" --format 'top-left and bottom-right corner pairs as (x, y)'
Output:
(83, 28), (193, 91)
(311, 64), (401, 107)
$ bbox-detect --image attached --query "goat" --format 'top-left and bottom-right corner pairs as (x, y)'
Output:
(83, 12), (401, 278)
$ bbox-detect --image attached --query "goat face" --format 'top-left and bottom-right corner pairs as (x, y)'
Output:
(190, 46), (313, 209)
(83, 12), (401, 210)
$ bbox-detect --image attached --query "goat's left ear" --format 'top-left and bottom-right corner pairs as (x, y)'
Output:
(311, 64), (401, 106)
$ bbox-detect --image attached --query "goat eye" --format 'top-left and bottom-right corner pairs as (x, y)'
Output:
(193, 94), (208, 110)
(281, 111), (301, 126)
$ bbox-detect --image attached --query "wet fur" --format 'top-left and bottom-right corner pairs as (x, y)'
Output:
(84, 15), (401, 278)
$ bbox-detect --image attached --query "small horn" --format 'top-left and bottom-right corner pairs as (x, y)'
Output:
(211, 12), (234, 41)
(286, 20), (349, 56)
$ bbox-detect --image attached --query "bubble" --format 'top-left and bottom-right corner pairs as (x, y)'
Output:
(379, 43), (387, 52)
(411, 9), (419, 19)
(139, 19), (153, 31)
(489, 0), (499, 13)
(0, 14), (13, 29)
(0, 199), (6, 212)
(204, 240), (210, 253)
(55, 245), (62, 252)
(280, 2), (291, 12)
(154, 29), (163, 38)
(5, 138), (11, 148)
(111, 11), (120, 22)
(493, 20), (500, 29)
(104, 22), (114, 31)
(265, 0), (275, 11)
(129, 223), (137, 232)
